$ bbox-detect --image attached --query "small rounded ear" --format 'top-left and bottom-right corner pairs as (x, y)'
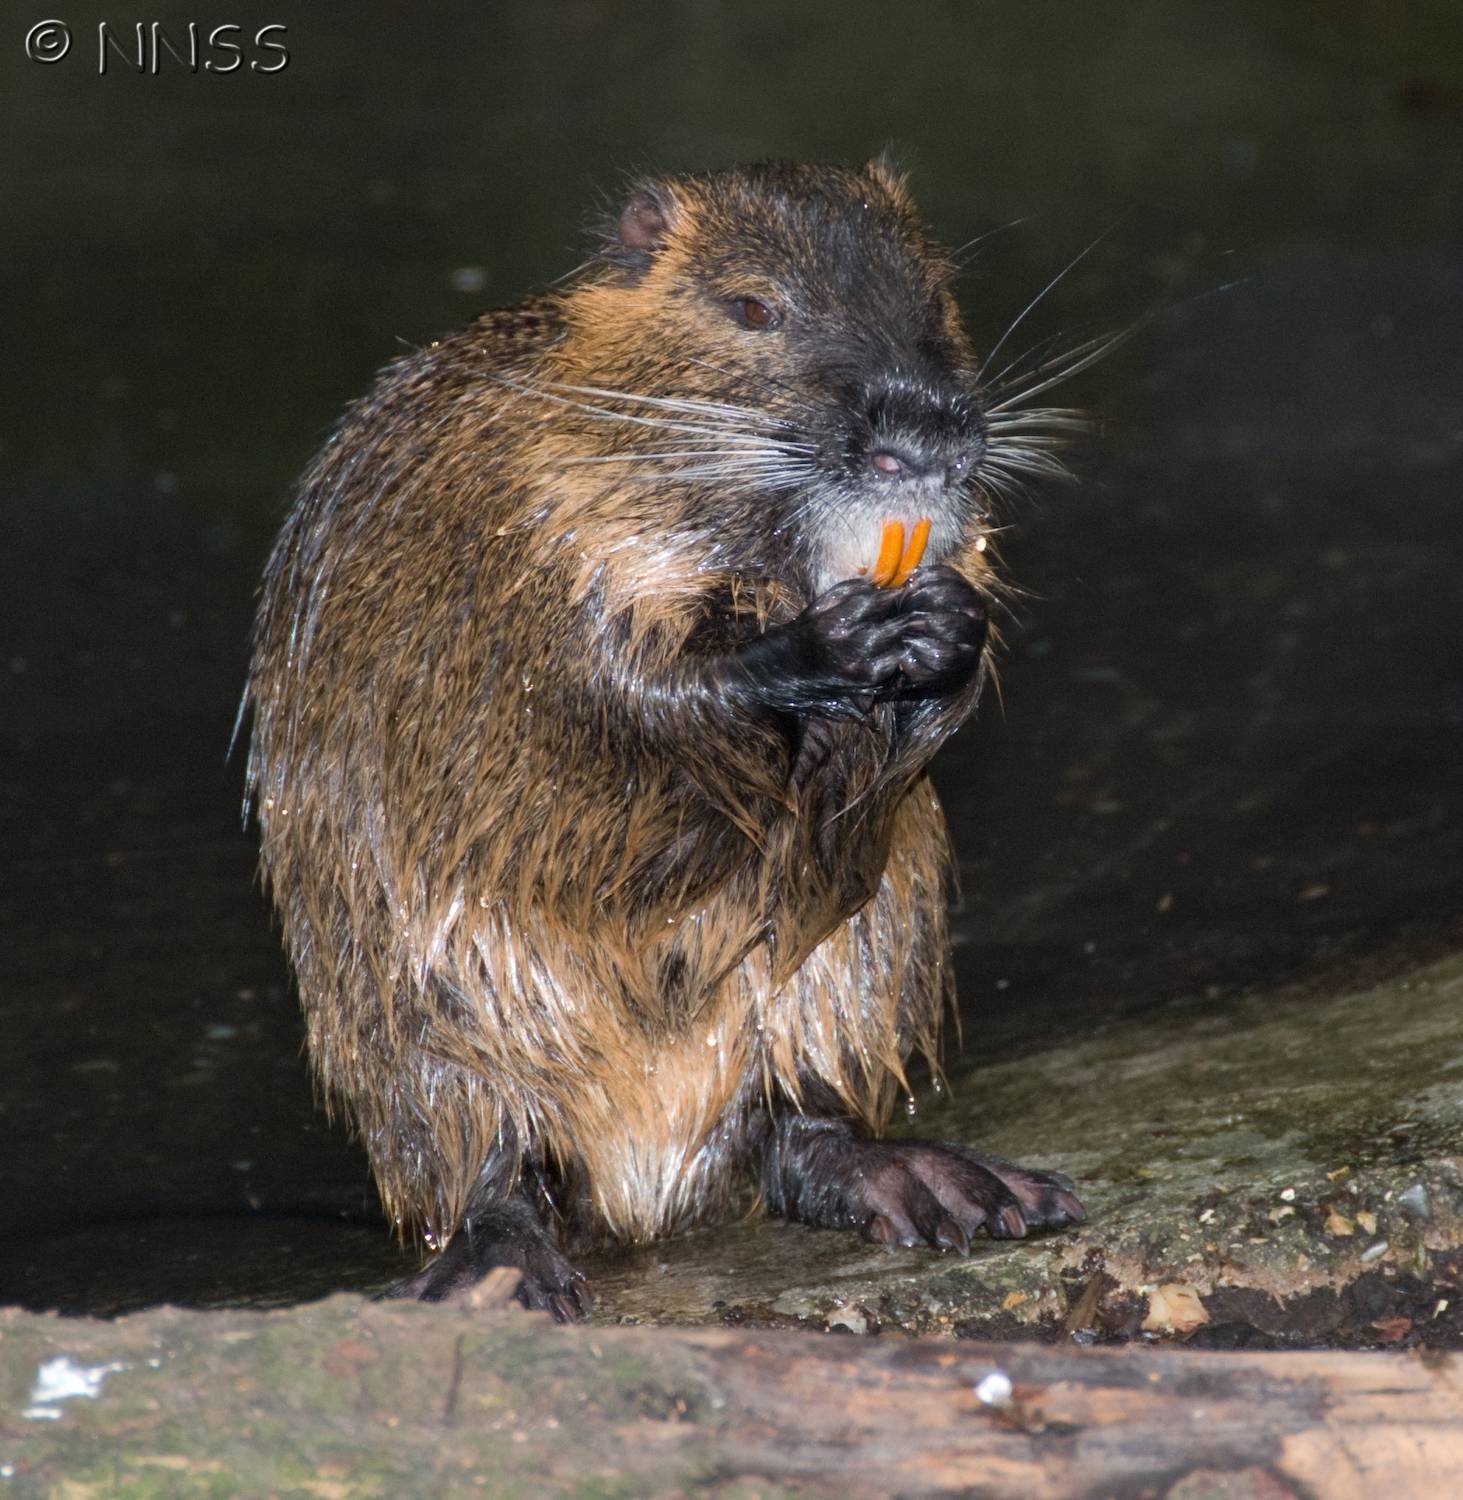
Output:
(617, 186), (674, 254)
(602, 183), (681, 281)
(862, 150), (912, 205)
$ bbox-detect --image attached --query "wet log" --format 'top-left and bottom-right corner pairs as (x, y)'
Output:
(3, 1293), (1461, 1497)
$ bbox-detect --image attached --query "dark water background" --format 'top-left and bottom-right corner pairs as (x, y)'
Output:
(3, 2), (1462, 1312)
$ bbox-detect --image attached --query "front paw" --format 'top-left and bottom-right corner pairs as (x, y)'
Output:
(729, 569), (988, 718)
(890, 565), (988, 697)
(733, 577), (908, 716)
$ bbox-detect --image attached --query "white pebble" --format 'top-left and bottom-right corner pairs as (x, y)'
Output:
(24, 1356), (127, 1420)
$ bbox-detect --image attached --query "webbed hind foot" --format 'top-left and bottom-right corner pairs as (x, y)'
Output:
(762, 1116), (1083, 1251)
(383, 1190), (591, 1322)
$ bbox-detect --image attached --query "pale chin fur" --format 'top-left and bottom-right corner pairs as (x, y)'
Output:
(807, 490), (968, 596)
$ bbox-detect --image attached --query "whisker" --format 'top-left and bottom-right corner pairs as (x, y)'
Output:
(541, 379), (807, 435)
(981, 449), (1074, 485)
(952, 215), (1031, 269)
(773, 483), (860, 547)
(985, 432), (1081, 451)
(986, 326), (1135, 412)
(622, 469), (811, 488)
(492, 375), (823, 466)
(989, 277), (1244, 428)
(683, 356), (821, 420)
(975, 470), (1036, 510)
(548, 256), (599, 287)
(980, 325), (1081, 398)
(981, 223), (1119, 371)
(492, 375), (775, 444)
(985, 406), (1090, 433)
(637, 454), (816, 480)
(990, 455), (1071, 480)
(984, 329), (1117, 406)
(560, 447), (802, 466)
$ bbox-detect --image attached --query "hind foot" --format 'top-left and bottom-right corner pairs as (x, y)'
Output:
(762, 1116), (1083, 1251)
(382, 1191), (591, 1321)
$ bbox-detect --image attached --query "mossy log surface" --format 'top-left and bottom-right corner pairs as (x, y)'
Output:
(3, 1291), (1462, 1499)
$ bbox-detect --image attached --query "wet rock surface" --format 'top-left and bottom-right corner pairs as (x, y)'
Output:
(2, 2), (1461, 1348)
(587, 944), (1463, 1346)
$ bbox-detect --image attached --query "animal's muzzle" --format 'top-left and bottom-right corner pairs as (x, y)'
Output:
(862, 375), (984, 489)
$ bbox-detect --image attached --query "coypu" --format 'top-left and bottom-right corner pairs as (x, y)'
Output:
(242, 159), (1085, 1317)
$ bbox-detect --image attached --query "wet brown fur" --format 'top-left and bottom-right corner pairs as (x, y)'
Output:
(244, 161), (1003, 1249)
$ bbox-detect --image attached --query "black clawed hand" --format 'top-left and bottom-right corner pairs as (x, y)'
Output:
(729, 565), (987, 718)
(891, 566), (989, 698)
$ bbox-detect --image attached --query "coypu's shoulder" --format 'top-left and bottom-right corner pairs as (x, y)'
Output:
(465, 294), (569, 357)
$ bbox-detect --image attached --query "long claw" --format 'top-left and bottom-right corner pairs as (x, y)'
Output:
(935, 1217), (970, 1255)
(865, 1212), (899, 1247)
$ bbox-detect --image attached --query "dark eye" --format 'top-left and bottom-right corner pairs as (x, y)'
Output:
(731, 296), (781, 330)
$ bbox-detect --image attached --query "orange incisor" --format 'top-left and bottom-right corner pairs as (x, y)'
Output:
(864, 518), (931, 587)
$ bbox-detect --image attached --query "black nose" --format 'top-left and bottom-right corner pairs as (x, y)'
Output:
(864, 378), (981, 485)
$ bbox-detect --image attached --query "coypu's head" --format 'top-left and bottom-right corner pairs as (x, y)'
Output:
(545, 160), (1022, 596)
